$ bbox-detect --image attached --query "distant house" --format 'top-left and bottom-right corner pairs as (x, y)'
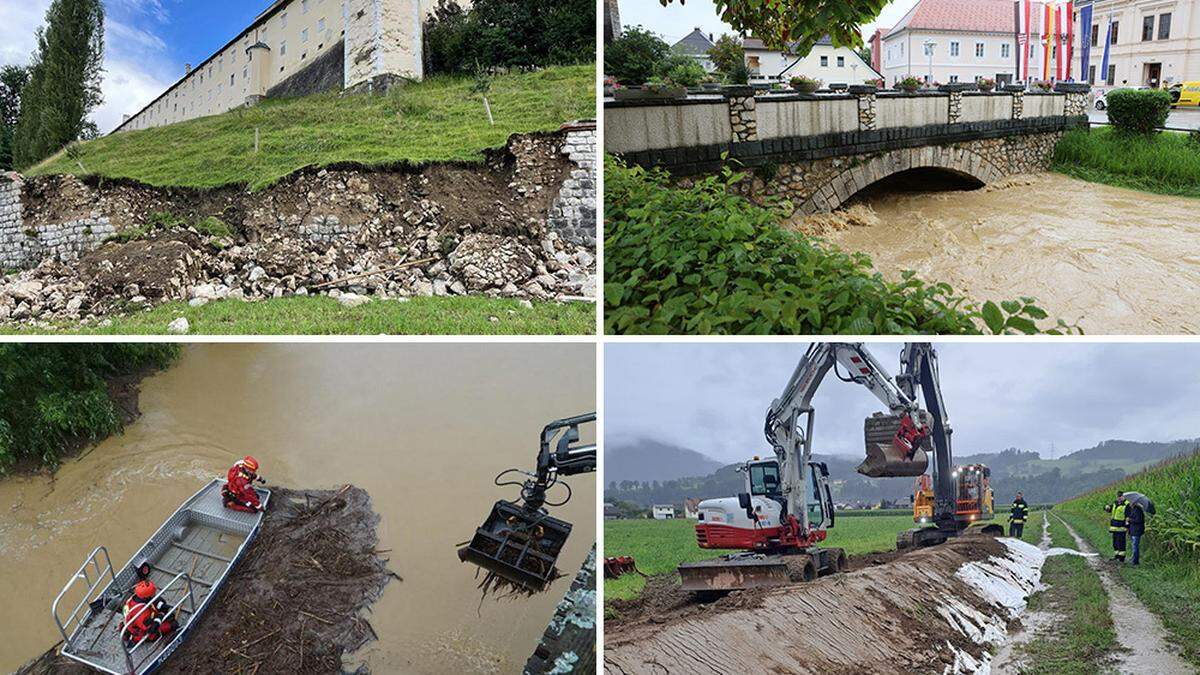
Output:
(604, 502), (622, 520)
(744, 35), (881, 84)
(672, 27), (717, 72)
(652, 504), (676, 520)
(683, 498), (700, 519)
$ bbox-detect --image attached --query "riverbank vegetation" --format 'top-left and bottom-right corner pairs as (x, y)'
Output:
(1055, 450), (1200, 666)
(27, 64), (594, 189)
(0, 296), (594, 336)
(1052, 127), (1200, 199)
(605, 158), (1073, 335)
(0, 344), (179, 471)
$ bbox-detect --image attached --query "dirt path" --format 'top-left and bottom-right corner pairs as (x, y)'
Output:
(1055, 515), (1195, 675)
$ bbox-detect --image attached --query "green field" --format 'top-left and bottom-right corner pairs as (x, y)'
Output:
(1053, 450), (1200, 666)
(27, 65), (595, 189)
(604, 512), (916, 602)
(0, 296), (595, 335)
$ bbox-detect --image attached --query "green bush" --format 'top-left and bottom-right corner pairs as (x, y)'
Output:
(421, 0), (594, 75)
(1106, 88), (1172, 133)
(604, 157), (1072, 335)
(605, 27), (671, 85)
(0, 345), (180, 470)
(658, 53), (706, 87)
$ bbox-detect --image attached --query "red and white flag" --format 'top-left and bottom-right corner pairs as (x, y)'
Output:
(1015, 0), (1033, 81)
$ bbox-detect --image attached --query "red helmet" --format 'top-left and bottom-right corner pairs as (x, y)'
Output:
(134, 580), (156, 602)
(240, 456), (259, 473)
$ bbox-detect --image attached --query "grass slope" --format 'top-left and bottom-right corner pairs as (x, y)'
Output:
(1018, 513), (1118, 674)
(28, 65), (595, 189)
(0, 296), (595, 335)
(1053, 127), (1200, 199)
(1054, 451), (1200, 667)
(1019, 510), (1046, 547)
(604, 513), (915, 602)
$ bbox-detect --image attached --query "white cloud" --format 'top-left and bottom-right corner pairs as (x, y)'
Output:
(94, 57), (170, 134)
(106, 18), (167, 53)
(0, 0), (52, 66)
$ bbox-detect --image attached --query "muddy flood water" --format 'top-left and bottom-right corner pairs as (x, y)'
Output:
(816, 173), (1200, 334)
(0, 344), (595, 674)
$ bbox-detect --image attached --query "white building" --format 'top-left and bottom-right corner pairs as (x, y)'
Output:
(745, 35), (880, 84)
(880, 0), (1046, 86)
(652, 504), (676, 520)
(116, 0), (434, 133)
(1074, 0), (1200, 88)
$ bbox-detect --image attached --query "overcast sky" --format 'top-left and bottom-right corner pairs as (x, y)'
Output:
(606, 342), (1200, 463)
(2, 0), (276, 135)
(616, 0), (920, 46)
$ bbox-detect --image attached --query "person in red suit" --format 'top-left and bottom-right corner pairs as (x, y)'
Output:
(121, 579), (175, 647)
(222, 456), (266, 513)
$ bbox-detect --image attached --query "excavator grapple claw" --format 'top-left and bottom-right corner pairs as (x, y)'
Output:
(858, 414), (930, 477)
(457, 499), (571, 591)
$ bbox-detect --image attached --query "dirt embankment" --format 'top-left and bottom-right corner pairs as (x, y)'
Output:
(17, 485), (396, 675)
(1, 132), (595, 326)
(605, 536), (1028, 675)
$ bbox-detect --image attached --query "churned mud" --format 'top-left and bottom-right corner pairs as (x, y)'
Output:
(818, 172), (1200, 334)
(1056, 515), (1194, 675)
(604, 536), (1049, 675)
(17, 485), (396, 675)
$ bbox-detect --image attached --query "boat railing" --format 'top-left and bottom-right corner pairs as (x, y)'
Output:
(52, 546), (118, 646)
(120, 570), (198, 675)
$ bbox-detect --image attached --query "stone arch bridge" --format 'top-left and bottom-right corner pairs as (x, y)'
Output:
(605, 83), (1090, 215)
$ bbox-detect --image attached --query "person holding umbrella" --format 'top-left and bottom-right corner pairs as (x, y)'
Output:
(1122, 491), (1156, 565)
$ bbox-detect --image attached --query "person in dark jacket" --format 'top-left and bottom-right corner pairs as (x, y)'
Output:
(1127, 500), (1146, 565)
(1008, 492), (1029, 538)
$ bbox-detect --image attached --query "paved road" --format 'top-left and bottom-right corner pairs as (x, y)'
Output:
(1088, 107), (1200, 130)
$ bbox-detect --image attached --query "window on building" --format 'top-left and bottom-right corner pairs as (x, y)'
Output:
(302, 0), (310, 14)
(949, 75), (959, 83)
(820, 55), (828, 66)
(1111, 21), (1119, 44)
(302, 28), (309, 43)
(1159, 13), (1171, 39)
(280, 40), (287, 56)
(1001, 43), (1010, 59)
(1142, 15), (1154, 41)
(1091, 24), (1099, 46)
(1106, 64), (1116, 85)
(1088, 64), (1096, 84)
(243, 67), (248, 80)
(975, 42), (984, 58)
(281, 12), (288, 27)
(950, 41), (959, 56)
(230, 73), (235, 86)
(837, 56), (844, 67)
(318, 18), (326, 33)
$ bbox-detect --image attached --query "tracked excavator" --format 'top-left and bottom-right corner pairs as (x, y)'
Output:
(677, 342), (998, 593)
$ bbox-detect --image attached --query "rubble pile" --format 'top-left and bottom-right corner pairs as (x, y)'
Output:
(0, 132), (595, 327)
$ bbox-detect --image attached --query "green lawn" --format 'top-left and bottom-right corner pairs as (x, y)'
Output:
(604, 513), (916, 602)
(1052, 126), (1200, 199)
(27, 64), (595, 189)
(0, 296), (595, 335)
(1018, 514), (1118, 674)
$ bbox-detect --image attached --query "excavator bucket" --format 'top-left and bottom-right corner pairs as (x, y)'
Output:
(677, 556), (795, 592)
(858, 414), (929, 478)
(457, 499), (572, 591)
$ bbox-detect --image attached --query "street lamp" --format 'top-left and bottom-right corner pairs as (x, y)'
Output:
(923, 39), (937, 84)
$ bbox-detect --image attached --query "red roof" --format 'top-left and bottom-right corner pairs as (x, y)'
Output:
(889, 0), (1017, 36)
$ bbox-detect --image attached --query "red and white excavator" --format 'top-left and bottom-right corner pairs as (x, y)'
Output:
(678, 342), (999, 592)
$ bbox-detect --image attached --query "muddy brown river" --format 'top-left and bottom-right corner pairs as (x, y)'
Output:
(819, 173), (1200, 334)
(0, 343), (596, 673)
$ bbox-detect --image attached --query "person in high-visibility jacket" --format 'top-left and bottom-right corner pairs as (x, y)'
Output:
(121, 580), (176, 648)
(222, 456), (266, 513)
(1104, 491), (1129, 562)
(1008, 492), (1029, 538)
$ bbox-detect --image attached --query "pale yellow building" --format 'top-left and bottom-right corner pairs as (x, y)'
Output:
(117, 0), (438, 133)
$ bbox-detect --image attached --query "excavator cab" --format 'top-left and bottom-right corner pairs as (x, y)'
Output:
(953, 464), (994, 522)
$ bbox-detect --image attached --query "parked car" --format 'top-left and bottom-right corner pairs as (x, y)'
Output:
(1173, 81), (1200, 107)
(1094, 89), (1108, 110)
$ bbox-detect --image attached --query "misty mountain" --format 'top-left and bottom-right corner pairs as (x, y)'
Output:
(604, 438), (723, 485)
(606, 437), (1199, 508)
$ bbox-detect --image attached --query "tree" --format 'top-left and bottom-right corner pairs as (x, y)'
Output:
(422, 0), (594, 75)
(13, 0), (105, 168)
(707, 34), (744, 76)
(0, 65), (30, 171)
(659, 0), (887, 55)
(604, 26), (670, 84)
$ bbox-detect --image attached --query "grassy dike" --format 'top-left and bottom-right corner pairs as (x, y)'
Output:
(0, 296), (595, 336)
(27, 65), (595, 189)
(1017, 513), (1118, 674)
(1052, 126), (1200, 199)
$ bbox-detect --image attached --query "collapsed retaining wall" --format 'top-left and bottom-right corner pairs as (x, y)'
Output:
(0, 127), (597, 325)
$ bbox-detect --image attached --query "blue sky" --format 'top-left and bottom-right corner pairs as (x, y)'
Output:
(1, 0), (281, 133)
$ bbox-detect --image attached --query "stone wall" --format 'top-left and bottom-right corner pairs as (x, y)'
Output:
(266, 39), (347, 99)
(0, 173), (114, 270)
(549, 121), (597, 247)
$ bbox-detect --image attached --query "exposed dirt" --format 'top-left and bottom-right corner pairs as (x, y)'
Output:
(16, 485), (396, 675)
(605, 536), (1013, 675)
